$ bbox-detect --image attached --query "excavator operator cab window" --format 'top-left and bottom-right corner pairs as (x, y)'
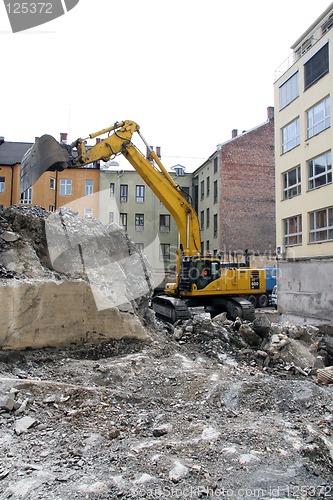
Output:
(193, 259), (220, 290)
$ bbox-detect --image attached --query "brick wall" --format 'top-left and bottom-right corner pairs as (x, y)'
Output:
(219, 119), (275, 256)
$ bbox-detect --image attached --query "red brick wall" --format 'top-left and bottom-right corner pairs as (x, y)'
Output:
(219, 120), (275, 256)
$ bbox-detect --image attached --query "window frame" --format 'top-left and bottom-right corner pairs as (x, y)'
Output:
(283, 165), (301, 199)
(85, 179), (94, 196)
(309, 206), (333, 243)
(119, 212), (128, 231)
(308, 150), (332, 190)
(59, 178), (72, 196)
(279, 71), (299, 110)
(282, 117), (300, 154)
(306, 96), (330, 139)
(283, 215), (302, 246)
(135, 213), (144, 231)
(304, 42), (329, 90)
(136, 185), (145, 203)
(120, 184), (128, 203)
(159, 243), (170, 262)
(159, 214), (171, 232)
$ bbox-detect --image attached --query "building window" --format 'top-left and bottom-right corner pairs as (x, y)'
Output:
(308, 151), (332, 190)
(284, 215), (302, 246)
(84, 207), (93, 218)
(60, 179), (72, 196)
(213, 157), (218, 173)
(109, 212), (114, 223)
(50, 177), (55, 190)
(200, 180), (204, 200)
(135, 243), (144, 252)
(213, 180), (218, 203)
(283, 166), (301, 199)
(213, 214), (218, 238)
(159, 243), (170, 261)
(85, 179), (93, 196)
(206, 208), (210, 228)
(279, 71), (299, 110)
(200, 210), (204, 231)
(120, 184), (128, 202)
(136, 185), (145, 203)
(110, 183), (115, 198)
(206, 176), (210, 196)
(307, 96), (330, 139)
(49, 205), (55, 212)
(119, 213), (127, 231)
(135, 213), (144, 231)
(206, 240), (210, 251)
(20, 187), (32, 204)
(309, 206), (333, 243)
(282, 117), (300, 153)
(159, 214), (170, 232)
(304, 42), (329, 90)
(0, 177), (5, 193)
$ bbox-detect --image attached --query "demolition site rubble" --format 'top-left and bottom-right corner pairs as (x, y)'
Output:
(0, 206), (332, 499)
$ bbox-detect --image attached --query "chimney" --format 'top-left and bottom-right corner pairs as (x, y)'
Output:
(156, 146), (161, 159)
(0, 136), (4, 145)
(231, 129), (238, 138)
(60, 132), (68, 144)
(35, 136), (39, 142)
(96, 138), (101, 144)
(267, 106), (274, 122)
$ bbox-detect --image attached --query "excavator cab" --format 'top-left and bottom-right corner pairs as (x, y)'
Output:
(20, 135), (70, 194)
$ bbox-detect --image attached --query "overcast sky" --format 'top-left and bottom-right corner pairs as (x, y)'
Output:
(0, 0), (331, 171)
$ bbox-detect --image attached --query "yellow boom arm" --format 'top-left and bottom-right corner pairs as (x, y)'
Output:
(72, 120), (202, 257)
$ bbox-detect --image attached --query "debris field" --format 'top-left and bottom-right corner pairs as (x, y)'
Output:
(0, 206), (332, 500)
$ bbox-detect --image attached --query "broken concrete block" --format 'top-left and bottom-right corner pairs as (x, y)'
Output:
(1, 231), (20, 242)
(14, 416), (37, 435)
(0, 396), (15, 412)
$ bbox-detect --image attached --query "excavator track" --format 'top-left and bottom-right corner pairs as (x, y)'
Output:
(227, 297), (255, 321)
(151, 295), (191, 324)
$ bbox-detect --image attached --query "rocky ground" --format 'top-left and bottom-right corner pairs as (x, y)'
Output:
(0, 206), (333, 499)
(0, 311), (333, 500)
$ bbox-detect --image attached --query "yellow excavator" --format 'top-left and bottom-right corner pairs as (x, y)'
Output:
(20, 120), (266, 323)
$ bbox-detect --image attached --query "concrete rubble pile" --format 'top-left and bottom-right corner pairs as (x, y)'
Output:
(168, 311), (333, 381)
(0, 206), (154, 349)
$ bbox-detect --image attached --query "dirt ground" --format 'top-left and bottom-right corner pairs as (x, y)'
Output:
(0, 312), (333, 500)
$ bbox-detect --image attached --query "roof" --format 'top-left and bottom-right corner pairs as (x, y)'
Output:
(0, 141), (33, 165)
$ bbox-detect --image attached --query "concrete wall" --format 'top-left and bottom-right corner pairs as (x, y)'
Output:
(278, 259), (333, 325)
(0, 279), (150, 350)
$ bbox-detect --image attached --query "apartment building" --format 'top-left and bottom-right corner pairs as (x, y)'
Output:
(274, 3), (333, 323)
(193, 107), (275, 264)
(0, 135), (100, 217)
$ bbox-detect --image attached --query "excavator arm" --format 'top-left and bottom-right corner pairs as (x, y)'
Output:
(20, 120), (201, 258)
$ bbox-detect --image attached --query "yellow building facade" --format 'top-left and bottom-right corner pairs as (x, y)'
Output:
(274, 3), (333, 323)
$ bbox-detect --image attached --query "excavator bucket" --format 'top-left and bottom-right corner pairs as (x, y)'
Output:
(20, 134), (70, 194)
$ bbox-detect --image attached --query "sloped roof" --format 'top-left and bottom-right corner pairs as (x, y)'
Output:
(0, 141), (33, 165)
